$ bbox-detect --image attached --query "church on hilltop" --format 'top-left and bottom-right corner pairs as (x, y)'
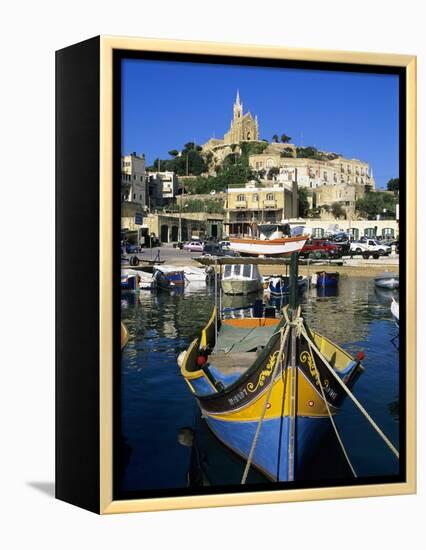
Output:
(202, 91), (259, 151)
(224, 90), (259, 144)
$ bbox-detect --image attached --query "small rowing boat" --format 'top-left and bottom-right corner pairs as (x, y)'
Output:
(230, 223), (308, 257)
(268, 275), (310, 296)
(374, 272), (399, 290)
(315, 271), (339, 288)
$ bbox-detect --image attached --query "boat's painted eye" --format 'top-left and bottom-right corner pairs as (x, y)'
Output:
(266, 402), (271, 409)
(308, 400), (314, 407)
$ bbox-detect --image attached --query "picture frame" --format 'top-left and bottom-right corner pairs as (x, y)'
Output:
(56, 35), (416, 514)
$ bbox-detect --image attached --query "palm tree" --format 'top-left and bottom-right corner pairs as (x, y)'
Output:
(281, 134), (291, 143)
(272, 134), (279, 143)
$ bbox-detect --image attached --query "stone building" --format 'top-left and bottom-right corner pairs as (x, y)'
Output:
(314, 182), (367, 218)
(248, 154), (375, 191)
(146, 171), (178, 208)
(224, 180), (297, 236)
(121, 152), (146, 208)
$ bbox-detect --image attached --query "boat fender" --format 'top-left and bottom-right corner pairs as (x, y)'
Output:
(357, 351), (365, 362)
(197, 355), (207, 367)
(177, 351), (186, 368)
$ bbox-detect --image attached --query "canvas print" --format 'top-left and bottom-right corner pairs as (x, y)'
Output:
(117, 56), (402, 498)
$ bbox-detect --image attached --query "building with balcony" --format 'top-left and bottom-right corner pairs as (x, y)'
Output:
(121, 152), (146, 208)
(147, 171), (179, 208)
(248, 154), (375, 191)
(224, 181), (296, 236)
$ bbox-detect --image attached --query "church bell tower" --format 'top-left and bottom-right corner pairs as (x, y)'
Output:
(233, 90), (243, 120)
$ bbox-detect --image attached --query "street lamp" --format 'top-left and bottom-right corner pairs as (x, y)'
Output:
(177, 150), (189, 243)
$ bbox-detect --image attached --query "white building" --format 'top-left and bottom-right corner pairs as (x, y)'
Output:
(147, 171), (179, 203)
(249, 154), (375, 191)
(121, 153), (146, 208)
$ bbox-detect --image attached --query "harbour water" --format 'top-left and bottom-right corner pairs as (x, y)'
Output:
(119, 276), (400, 494)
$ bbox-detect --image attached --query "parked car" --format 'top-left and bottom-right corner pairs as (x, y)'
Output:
(350, 239), (391, 256)
(183, 241), (204, 252)
(219, 240), (231, 250)
(300, 239), (341, 259)
(327, 236), (351, 256)
(203, 242), (237, 257)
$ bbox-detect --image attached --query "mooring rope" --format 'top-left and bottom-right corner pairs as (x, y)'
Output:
(305, 336), (358, 477)
(241, 323), (290, 485)
(301, 325), (400, 460)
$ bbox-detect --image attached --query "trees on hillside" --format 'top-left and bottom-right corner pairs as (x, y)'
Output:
(331, 202), (345, 219)
(355, 191), (397, 219)
(387, 177), (399, 195)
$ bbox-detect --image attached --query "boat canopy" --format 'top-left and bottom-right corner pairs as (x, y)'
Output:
(257, 223), (291, 239)
(223, 263), (261, 280)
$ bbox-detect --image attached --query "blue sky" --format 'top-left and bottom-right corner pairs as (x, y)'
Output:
(122, 58), (399, 189)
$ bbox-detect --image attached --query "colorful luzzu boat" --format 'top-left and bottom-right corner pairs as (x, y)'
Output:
(179, 305), (364, 482)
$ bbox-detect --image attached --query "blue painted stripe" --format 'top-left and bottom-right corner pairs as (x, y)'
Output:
(205, 414), (330, 481)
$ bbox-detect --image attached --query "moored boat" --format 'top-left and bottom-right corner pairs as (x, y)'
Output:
(268, 275), (310, 296)
(121, 269), (140, 291)
(179, 303), (364, 481)
(230, 223), (308, 257)
(374, 272), (399, 290)
(153, 267), (185, 290)
(221, 263), (263, 296)
(315, 271), (339, 288)
(391, 298), (399, 326)
(121, 321), (129, 350)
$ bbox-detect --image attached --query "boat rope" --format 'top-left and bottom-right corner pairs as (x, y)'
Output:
(241, 323), (290, 485)
(305, 337), (358, 477)
(300, 325), (400, 460)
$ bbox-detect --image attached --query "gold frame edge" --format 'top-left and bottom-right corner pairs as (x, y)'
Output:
(98, 36), (417, 514)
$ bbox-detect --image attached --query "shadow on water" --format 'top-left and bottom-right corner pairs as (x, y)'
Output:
(119, 276), (400, 492)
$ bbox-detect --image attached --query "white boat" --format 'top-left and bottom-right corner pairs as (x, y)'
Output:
(221, 263), (263, 295)
(182, 266), (210, 283)
(138, 270), (156, 290)
(374, 271), (399, 289)
(230, 223), (308, 256)
(391, 298), (399, 326)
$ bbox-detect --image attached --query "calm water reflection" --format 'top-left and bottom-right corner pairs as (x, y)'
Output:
(119, 276), (400, 492)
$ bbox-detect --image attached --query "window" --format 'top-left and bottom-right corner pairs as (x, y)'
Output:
(234, 265), (241, 277)
(382, 227), (395, 237)
(253, 194), (259, 202)
(266, 158), (274, 168)
(237, 194), (245, 202)
(364, 228), (376, 238)
(313, 228), (325, 238)
(243, 264), (251, 278)
(266, 193), (274, 201)
(224, 265), (232, 278)
(348, 228), (359, 240)
(133, 193), (136, 200)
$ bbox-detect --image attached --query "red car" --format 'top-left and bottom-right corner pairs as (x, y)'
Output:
(300, 239), (341, 259)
